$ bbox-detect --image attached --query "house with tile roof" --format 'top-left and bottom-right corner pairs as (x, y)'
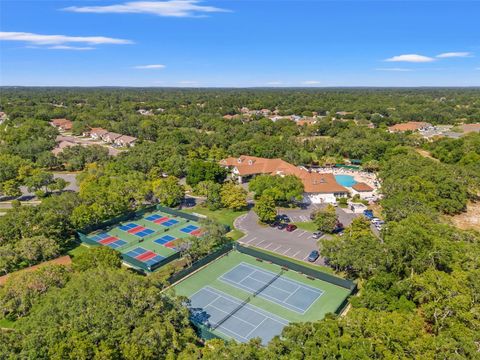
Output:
(220, 155), (349, 204)
(114, 135), (137, 147)
(388, 121), (432, 133)
(50, 118), (73, 132)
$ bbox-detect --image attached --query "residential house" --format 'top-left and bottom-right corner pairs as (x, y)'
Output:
(101, 132), (123, 143)
(89, 128), (109, 140)
(220, 155), (349, 204)
(50, 118), (73, 132)
(114, 135), (137, 147)
(461, 123), (480, 134)
(388, 121), (432, 133)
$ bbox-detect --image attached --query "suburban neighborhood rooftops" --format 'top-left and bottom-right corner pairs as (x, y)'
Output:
(116, 135), (137, 144)
(461, 123), (480, 133)
(50, 118), (73, 130)
(220, 156), (349, 194)
(90, 127), (109, 136)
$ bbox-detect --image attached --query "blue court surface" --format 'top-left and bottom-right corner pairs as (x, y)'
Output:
(118, 223), (139, 231)
(107, 239), (127, 249)
(161, 219), (179, 227)
(219, 262), (324, 314)
(154, 234), (176, 245)
(90, 233), (109, 242)
(134, 228), (155, 237)
(189, 287), (288, 345)
(124, 247), (147, 257)
(180, 224), (199, 233)
(145, 214), (162, 221)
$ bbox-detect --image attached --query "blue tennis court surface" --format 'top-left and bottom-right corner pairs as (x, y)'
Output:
(180, 224), (199, 233)
(145, 214), (162, 221)
(219, 262), (324, 314)
(134, 228), (155, 237)
(154, 234), (176, 245)
(189, 287), (288, 345)
(125, 247), (147, 257)
(90, 232), (110, 242)
(161, 219), (179, 227)
(119, 223), (139, 231)
(107, 239), (127, 249)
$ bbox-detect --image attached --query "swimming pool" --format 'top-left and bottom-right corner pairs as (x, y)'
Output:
(335, 175), (357, 187)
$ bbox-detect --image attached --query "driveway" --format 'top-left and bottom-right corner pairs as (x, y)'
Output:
(279, 204), (358, 228)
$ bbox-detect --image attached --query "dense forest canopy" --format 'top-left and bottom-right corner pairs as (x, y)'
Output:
(0, 88), (479, 359)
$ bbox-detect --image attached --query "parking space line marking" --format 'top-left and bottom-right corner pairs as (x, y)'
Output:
(292, 250), (301, 258)
(297, 231), (306, 237)
(282, 247), (291, 254)
(272, 245), (281, 252)
(245, 237), (257, 244)
(264, 243), (274, 249)
(257, 240), (266, 246)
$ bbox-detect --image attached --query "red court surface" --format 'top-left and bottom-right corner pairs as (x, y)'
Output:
(153, 217), (169, 224)
(99, 236), (118, 244)
(136, 251), (156, 261)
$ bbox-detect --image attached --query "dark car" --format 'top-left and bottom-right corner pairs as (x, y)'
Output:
(269, 221), (279, 227)
(312, 231), (324, 239)
(277, 223), (287, 230)
(307, 250), (320, 262)
(285, 224), (297, 232)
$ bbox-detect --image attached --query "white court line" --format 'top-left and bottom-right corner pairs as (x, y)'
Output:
(282, 247), (291, 254)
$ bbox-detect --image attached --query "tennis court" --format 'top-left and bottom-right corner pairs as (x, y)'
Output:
(173, 250), (352, 345)
(190, 287), (288, 344)
(219, 262), (323, 313)
(83, 208), (203, 270)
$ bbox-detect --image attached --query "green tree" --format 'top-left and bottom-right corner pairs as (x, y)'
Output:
(0, 179), (22, 198)
(73, 246), (122, 272)
(220, 182), (248, 210)
(313, 204), (338, 233)
(186, 160), (226, 187)
(254, 195), (277, 223)
(151, 176), (185, 207)
(12, 269), (197, 359)
(15, 236), (61, 266)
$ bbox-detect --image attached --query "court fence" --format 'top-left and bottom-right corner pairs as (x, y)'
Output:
(76, 204), (202, 273)
(168, 242), (234, 284)
(235, 244), (356, 293)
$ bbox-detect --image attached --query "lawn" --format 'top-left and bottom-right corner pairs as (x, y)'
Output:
(293, 221), (318, 232)
(0, 318), (15, 328)
(184, 207), (247, 228)
(67, 243), (90, 258)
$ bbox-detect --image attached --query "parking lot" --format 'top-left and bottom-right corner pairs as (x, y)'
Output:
(235, 205), (362, 266)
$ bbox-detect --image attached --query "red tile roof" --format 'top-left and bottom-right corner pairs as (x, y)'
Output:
(388, 121), (431, 132)
(461, 123), (480, 133)
(352, 182), (374, 192)
(220, 156), (348, 194)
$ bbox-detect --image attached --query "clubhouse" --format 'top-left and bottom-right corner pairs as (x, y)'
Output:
(220, 155), (349, 204)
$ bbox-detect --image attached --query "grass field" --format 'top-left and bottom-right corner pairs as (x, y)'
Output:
(184, 207), (247, 228)
(0, 318), (15, 328)
(293, 221), (318, 232)
(173, 250), (351, 343)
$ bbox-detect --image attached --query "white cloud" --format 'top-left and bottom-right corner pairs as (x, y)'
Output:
(0, 31), (132, 46)
(436, 52), (472, 58)
(302, 80), (321, 85)
(64, 0), (230, 17)
(375, 68), (413, 72)
(385, 54), (435, 63)
(48, 45), (95, 50)
(134, 64), (166, 69)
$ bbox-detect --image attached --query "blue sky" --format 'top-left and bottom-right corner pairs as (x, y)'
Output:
(1, 0), (479, 87)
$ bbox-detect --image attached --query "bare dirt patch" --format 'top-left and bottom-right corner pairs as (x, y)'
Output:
(448, 201), (480, 231)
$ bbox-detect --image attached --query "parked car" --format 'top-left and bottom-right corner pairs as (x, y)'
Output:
(286, 224), (297, 232)
(312, 231), (324, 239)
(371, 218), (381, 224)
(277, 214), (290, 223)
(269, 221), (279, 228)
(277, 223), (287, 230)
(307, 250), (320, 262)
